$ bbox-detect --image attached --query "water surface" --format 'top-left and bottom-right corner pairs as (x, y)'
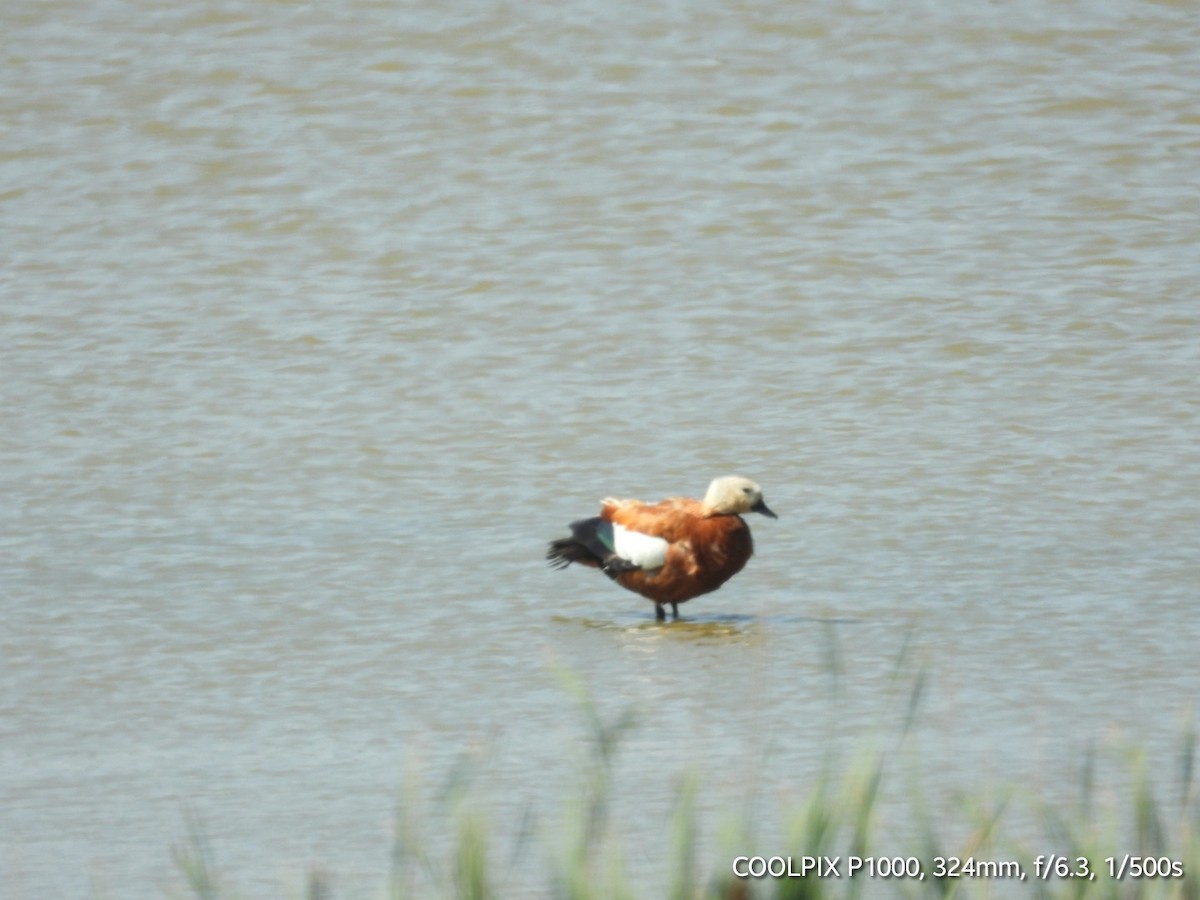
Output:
(2, 0), (1198, 896)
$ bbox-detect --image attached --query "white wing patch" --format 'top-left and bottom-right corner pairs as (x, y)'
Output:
(613, 524), (669, 570)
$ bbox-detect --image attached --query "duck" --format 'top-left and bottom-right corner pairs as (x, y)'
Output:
(546, 475), (776, 621)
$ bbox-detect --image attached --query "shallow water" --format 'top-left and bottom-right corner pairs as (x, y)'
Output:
(3, 0), (1199, 896)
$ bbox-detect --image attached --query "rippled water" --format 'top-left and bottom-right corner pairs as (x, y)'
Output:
(3, 0), (1198, 896)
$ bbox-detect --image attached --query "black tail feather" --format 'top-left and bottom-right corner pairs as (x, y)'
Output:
(546, 536), (599, 569)
(547, 516), (617, 571)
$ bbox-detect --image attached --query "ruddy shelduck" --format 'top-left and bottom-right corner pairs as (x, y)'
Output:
(546, 475), (776, 621)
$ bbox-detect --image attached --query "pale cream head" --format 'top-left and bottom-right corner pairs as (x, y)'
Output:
(702, 476), (777, 518)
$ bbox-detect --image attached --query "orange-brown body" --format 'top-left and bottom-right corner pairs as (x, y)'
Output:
(600, 496), (754, 605)
(547, 476), (775, 620)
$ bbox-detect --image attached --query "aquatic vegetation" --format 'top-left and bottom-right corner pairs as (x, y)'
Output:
(167, 668), (1198, 900)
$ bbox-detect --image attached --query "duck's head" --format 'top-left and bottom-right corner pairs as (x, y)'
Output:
(703, 475), (777, 518)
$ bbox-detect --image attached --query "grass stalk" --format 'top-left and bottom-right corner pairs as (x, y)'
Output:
(164, 673), (1200, 900)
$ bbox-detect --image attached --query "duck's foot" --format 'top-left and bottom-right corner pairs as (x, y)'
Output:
(654, 603), (680, 622)
(602, 557), (641, 580)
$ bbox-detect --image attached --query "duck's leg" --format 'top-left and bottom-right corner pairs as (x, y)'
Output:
(655, 603), (666, 622)
(670, 603), (679, 620)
